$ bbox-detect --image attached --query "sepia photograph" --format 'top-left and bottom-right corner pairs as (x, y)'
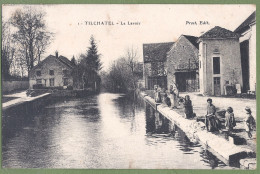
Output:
(1, 4), (257, 170)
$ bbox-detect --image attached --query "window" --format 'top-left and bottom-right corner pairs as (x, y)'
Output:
(213, 57), (220, 74)
(214, 77), (220, 85)
(49, 78), (55, 87)
(63, 78), (69, 86)
(49, 70), (54, 75)
(43, 79), (47, 86)
(63, 69), (68, 76)
(36, 79), (42, 84)
(36, 70), (41, 76)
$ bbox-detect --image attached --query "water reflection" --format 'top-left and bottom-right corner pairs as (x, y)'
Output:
(144, 103), (228, 169)
(2, 93), (230, 169)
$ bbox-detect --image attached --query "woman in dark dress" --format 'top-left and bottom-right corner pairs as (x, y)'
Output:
(163, 93), (171, 107)
(183, 95), (193, 119)
(205, 98), (220, 132)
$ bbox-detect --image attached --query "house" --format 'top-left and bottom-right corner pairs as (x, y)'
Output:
(29, 52), (75, 89)
(198, 26), (243, 96)
(143, 42), (174, 90)
(166, 35), (199, 92)
(234, 11), (256, 93)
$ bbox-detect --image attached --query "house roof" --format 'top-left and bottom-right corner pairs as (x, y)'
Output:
(234, 11), (256, 34)
(30, 54), (75, 72)
(143, 42), (174, 63)
(183, 35), (199, 49)
(57, 55), (75, 69)
(199, 26), (239, 40)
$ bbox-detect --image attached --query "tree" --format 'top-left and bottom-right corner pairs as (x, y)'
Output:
(71, 56), (76, 66)
(101, 46), (141, 93)
(2, 20), (15, 79)
(123, 46), (139, 90)
(79, 35), (102, 90)
(10, 7), (53, 72)
(82, 35), (102, 72)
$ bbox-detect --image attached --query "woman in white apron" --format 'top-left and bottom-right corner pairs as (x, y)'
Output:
(169, 83), (179, 109)
(173, 83), (179, 108)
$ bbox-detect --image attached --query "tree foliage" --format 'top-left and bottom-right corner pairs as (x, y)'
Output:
(77, 35), (102, 90)
(101, 46), (141, 92)
(10, 7), (53, 72)
(2, 21), (15, 79)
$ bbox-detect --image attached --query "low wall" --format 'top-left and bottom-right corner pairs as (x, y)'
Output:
(2, 93), (51, 114)
(2, 81), (29, 93)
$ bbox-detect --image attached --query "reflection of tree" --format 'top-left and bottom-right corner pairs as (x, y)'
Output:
(145, 103), (156, 133)
(145, 103), (171, 134)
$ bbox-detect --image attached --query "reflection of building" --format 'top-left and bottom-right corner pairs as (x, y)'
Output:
(166, 35), (199, 92)
(234, 11), (256, 93)
(198, 26), (243, 96)
(29, 52), (75, 89)
(143, 42), (174, 90)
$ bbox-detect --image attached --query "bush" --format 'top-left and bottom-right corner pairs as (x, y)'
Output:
(33, 84), (43, 89)
(67, 86), (73, 90)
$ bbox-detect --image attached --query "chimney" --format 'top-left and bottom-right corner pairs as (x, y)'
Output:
(55, 51), (58, 58)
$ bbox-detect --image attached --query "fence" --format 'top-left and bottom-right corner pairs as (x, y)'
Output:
(2, 80), (29, 93)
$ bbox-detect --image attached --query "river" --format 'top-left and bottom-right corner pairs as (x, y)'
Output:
(2, 93), (231, 169)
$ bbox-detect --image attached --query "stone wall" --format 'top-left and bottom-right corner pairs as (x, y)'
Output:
(2, 81), (29, 93)
(166, 35), (199, 90)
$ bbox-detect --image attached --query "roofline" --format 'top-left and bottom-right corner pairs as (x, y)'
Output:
(249, 21), (256, 27)
(30, 55), (53, 72)
(167, 34), (198, 53)
(182, 34), (198, 38)
(197, 37), (239, 43)
(181, 34), (199, 50)
(234, 11), (256, 33)
(143, 42), (175, 46)
(167, 35), (182, 53)
(57, 55), (75, 69)
(29, 55), (74, 73)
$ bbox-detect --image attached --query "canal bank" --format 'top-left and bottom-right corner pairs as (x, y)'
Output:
(2, 89), (97, 114)
(2, 92), (51, 115)
(139, 91), (256, 169)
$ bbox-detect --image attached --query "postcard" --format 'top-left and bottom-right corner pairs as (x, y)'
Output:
(1, 3), (257, 171)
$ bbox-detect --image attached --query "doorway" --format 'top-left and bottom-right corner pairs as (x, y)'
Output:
(240, 40), (249, 92)
(214, 77), (221, 96)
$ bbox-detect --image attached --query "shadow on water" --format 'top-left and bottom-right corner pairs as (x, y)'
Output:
(144, 102), (228, 169)
(2, 96), (101, 147)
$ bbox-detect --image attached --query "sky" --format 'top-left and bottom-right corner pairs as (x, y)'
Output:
(2, 4), (256, 71)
